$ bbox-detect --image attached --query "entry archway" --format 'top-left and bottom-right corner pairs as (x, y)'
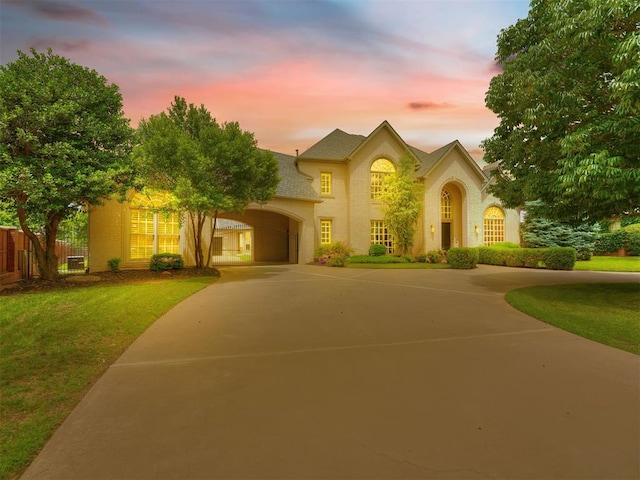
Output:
(211, 209), (300, 265)
(440, 183), (464, 249)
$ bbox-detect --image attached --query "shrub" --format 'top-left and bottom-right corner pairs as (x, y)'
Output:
(521, 212), (597, 260)
(446, 247), (478, 269)
(315, 242), (352, 267)
(490, 241), (520, 248)
(623, 224), (640, 256)
(350, 255), (409, 264)
(150, 253), (184, 271)
(478, 246), (573, 269)
(426, 249), (446, 264)
(369, 244), (387, 256)
(107, 258), (121, 272)
(594, 229), (627, 254)
(541, 247), (576, 270)
(416, 253), (427, 263)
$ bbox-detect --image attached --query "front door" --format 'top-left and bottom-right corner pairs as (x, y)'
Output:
(441, 222), (451, 250)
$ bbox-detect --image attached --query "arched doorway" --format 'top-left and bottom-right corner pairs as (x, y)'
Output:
(440, 183), (463, 249)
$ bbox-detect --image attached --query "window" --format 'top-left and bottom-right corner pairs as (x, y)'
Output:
(441, 189), (452, 220)
(130, 191), (180, 259)
(371, 220), (394, 254)
(320, 172), (332, 195)
(370, 159), (395, 200)
(483, 206), (505, 246)
(320, 219), (332, 245)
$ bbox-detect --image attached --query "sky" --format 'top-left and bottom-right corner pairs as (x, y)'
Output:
(0, 0), (531, 161)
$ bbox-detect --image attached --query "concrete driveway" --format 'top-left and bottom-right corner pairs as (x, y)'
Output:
(22, 265), (639, 479)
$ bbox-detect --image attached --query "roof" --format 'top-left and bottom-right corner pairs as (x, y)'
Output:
(271, 151), (321, 202)
(297, 129), (366, 160)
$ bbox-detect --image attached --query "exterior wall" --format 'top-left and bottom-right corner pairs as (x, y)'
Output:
(88, 126), (521, 268)
(0, 227), (29, 285)
(88, 198), (127, 272)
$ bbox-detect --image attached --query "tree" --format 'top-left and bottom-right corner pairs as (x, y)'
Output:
(483, 0), (640, 224)
(0, 49), (135, 280)
(134, 96), (279, 268)
(520, 203), (599, 260)
(379, 155), (423, 256)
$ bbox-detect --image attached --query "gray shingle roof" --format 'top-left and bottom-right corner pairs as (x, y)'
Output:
(298, 129), (366, 160)
(271, 151), (320, 202)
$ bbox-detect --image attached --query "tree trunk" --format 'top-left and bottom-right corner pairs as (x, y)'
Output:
(205, 210), (219, 268)
(17, 205), (61, 281)
(189, 211), (207, 268)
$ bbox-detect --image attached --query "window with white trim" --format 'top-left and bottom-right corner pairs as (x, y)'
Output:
(320, 172), (332, 195)
(371, 220), (394, 254)
(441, 189), (452, 220)
(320, 219), (332, 245)
(370, 159), (395, 200)
(483, 206), (505, 246)
(130, 192), (180, 259)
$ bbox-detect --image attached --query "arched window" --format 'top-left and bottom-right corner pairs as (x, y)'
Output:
(483, 206), (505, 246)
(370, 158), (395, 200)
(130, 191), (180, 259)
(441, 189), (452, 219)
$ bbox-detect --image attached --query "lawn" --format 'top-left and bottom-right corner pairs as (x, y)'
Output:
(348, 262), (450, 269)
(506, 283), (640, 355)
(0, 275), (217, 480)
(575, 256), (640, 272)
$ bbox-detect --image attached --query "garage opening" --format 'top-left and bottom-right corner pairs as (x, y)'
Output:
(210, 211), (299, 266)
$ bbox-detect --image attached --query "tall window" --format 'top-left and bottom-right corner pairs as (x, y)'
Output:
(371, 220), (394, 254)
(320, 172), (332, 195)
(320, 219), (332, 245)
(370, 159), (395, 200)
(483, 206), (505, 246)
(130, 191), (180, 259)
(441, 189), (452, 219)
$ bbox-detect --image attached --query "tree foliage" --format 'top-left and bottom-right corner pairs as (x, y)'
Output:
(379, 156), (423, 256)
(483, 0), (640, 224)
(134, 96), (279, 268)
(0, 49), (134, 279)
(521, 204), (599, 260)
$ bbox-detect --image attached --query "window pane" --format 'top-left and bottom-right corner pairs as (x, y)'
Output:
(441, 189), (451, 219)
(320, 220), (332, 245)
(370, 159), (395, 200)
(131, 209), (154, 258)
(483, 207), (505, 246)
(370, 220), (394, 254)
(320, 172), (332, 195)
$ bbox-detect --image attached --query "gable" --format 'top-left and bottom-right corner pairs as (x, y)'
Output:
(416, 140), (487, 183)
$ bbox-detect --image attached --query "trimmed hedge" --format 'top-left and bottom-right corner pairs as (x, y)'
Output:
(446, 247), (478, 269)
(369, 244), (387, 256)
(477, 246), (575, 270)
(150, 253), (184, 271)
(350, 255), (410, 264)
(594, 225), (640, 256)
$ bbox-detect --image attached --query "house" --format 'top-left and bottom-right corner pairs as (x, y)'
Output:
(88, 121), (520, 271)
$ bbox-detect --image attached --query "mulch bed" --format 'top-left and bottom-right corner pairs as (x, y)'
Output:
(0, 268), (220, 296)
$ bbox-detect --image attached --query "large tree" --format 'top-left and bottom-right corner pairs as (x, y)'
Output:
(380, 156), (423, 256)
(483, 0), (639, 224)
(134, 96), (279, 268)
(0, 49), (135, 280)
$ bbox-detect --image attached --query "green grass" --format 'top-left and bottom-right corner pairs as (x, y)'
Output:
(575, 256), (640, 272)
(348, 262), (450, 269)
(0, 276), (217, 480)
(506, 283), (640, 355)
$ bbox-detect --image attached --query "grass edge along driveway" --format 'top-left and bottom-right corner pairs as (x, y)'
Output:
(506, 282), (640, 355)
(0, 276), (217, 480)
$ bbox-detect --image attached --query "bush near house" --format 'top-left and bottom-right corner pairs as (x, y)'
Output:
(368, 244), (387, 256)
(315, 242), (353, 267)
(150, 253), (184, 271)
(446, 247), (479, 269)
(594, 224), (640, 256)
(350, 255), (411, 264)
(478, 246), (576, 270)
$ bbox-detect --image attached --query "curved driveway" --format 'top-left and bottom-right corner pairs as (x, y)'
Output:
(22, 265), (639, 479)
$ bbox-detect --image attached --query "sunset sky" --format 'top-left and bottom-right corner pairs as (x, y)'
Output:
(1, 0), (530, 161)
